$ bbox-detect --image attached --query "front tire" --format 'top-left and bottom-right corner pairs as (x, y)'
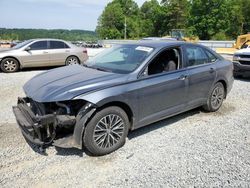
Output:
(83, 106), (129, 156)
(65, 56), (80, 66)
(0, 58), (19, 73)
(203, 82), (225, 112)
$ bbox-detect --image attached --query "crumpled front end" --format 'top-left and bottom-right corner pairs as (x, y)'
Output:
(13, 97), (96, 149)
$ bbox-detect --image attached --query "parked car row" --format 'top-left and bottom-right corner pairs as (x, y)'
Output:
(72, 41), (103, 48)
(0, 39), (88, 73)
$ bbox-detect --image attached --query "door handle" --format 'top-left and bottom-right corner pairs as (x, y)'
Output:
(43, 51), (49, 54)
(65, 50), (70, 52)
(178, 75), (188, 80)
(209, 67), (215, 73)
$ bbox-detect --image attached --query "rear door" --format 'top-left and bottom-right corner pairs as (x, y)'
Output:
(183, 44), (217, 107)
(48, 40), (70, 66)
(21, 40), (50, 67)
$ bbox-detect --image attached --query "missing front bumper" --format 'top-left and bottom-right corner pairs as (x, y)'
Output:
(13, 97), (76, 147)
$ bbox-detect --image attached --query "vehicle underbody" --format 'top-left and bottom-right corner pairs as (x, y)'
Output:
(13, 97), (96, 151)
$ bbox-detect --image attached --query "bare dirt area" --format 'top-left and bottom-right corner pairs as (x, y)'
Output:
(1, 68), (250, 187)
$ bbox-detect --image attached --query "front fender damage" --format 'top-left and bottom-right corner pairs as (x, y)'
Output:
(53, 103), (96, 149)
(13, 97), (97, 151)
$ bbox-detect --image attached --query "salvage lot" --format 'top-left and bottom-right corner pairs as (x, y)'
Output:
(1, 55), (250, 187)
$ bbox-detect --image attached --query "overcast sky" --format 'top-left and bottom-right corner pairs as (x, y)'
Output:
(0, 0), (153, 31)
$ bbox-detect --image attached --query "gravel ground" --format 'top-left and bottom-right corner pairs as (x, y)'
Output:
(1, 59), (250, 187)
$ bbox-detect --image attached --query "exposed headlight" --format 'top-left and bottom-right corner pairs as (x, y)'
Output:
(233, 55), (240, 61)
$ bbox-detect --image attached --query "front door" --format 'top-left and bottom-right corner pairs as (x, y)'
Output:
(136, 47), (188, 128)
(21, 40), (50, 67)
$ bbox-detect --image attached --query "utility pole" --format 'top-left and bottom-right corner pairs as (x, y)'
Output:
(124, 16), (127, 40)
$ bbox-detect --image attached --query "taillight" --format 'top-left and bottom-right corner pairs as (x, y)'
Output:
(83, 49), (87, 54)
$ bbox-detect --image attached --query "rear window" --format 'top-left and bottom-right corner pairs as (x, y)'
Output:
(185, 46), (208, 66)
(205, 50), (218, 62)
(49, 41), (69, 49)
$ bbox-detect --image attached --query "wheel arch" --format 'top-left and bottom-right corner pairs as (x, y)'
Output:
(216, 79), (227, 98)
(97, 101), (134, 129)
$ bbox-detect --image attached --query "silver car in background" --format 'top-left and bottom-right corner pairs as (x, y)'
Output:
(0, 39), (88, 73)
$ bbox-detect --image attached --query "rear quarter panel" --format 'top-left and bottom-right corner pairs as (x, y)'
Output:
(215, 59), (234, 95)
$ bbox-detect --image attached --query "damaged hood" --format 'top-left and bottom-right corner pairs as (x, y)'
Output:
(23, 65), (128, 102)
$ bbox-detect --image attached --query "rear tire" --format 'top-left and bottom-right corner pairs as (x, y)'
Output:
(83, 106), (129, 156)
(65, 56), (80, 66)
(203, 82), (225, 112)
(0, 58), (19, 73)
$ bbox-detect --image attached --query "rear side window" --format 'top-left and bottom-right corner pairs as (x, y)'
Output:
(49, 41), (69, 49)
(185, 46), (209, 67)
(205, 50), (218, 62)
(29, 41), (47, 50)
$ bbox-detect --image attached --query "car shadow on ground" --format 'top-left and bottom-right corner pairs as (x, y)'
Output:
(128, 107), (201, 140)
(234, 77), (250, 82)
(24, 136), (86, 157)
(24, 107), (202, 157)
(53, 108), (202, 157)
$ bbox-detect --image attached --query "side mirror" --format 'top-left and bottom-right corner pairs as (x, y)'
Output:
(25, 46), (31, 51)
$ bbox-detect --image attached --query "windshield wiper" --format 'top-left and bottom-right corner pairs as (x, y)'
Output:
(82, 63), (90, 68)
(95, 67), (113, 73)
(83, 64), (112, 73)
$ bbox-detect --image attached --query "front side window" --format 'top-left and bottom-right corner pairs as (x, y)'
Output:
(147, 48), (181, 75)
(29, 41), (47, 50)
(86, 45), (154, 74)
(50, 41), (69, 49)
(12, 40), (34, 49)
(185, 46), (208, 67)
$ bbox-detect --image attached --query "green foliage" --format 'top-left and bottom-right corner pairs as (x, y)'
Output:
(162, 0), (190, 34)
(241, 0), (250, 33)
(211, 32), (230, 40)
(189, 0), (230, 40)
(0, 28), (97, 41)
(97, 0), (250, 40)
(96, 0), (140, 39)
(139, 0), (165, 37)
(2, 0), (250, 41)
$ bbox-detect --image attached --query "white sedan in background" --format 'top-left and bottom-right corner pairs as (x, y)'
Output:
(0, 39), (88, 73)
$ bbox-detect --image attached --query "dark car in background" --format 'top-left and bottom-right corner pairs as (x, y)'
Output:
(13, 41), (234, 155)
(233, 48), (250, 77)
(0, 39), (88, 73)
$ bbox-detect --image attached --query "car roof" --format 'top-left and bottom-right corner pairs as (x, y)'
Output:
(116, 41), (187, 49)
(31, 38), (66, 41)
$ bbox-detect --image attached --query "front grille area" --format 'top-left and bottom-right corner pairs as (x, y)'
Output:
(239, 55), (250, 59)
(239, 61), (250, 65)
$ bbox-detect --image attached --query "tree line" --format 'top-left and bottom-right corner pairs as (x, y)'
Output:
(96, 0), (250, 40)
(0, 28), (97, 41)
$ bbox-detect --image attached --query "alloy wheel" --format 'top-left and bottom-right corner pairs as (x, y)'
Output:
(211, 86), (224, 109)
(67, 57), (79, 65)
(93, 114), (125, 149)
(3, 60), (17, 72)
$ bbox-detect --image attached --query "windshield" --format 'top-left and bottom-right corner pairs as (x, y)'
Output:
(86, 45), (154, 74)
(12, 40), (34, 49)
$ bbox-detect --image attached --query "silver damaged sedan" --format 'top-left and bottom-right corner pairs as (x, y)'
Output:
(0, 39), (88, 73)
